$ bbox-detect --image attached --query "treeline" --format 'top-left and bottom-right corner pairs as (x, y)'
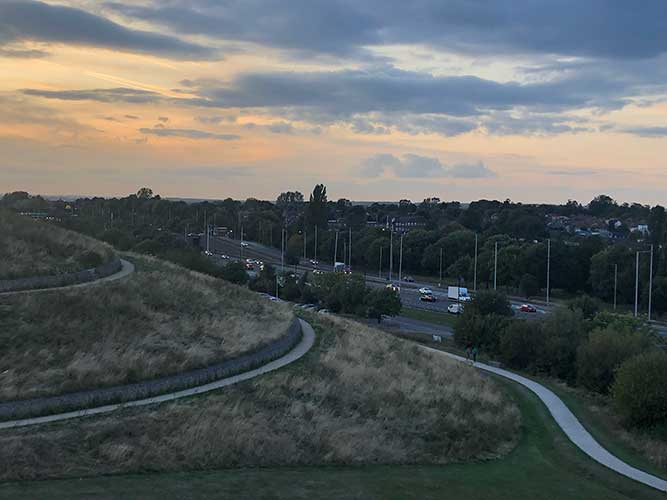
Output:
(455, 291), (667, 429)
(3, 188), (667, 315)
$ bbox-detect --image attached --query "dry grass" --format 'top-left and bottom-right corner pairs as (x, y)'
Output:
(0, 313), (520, 481)
(0, 254), (293, 401)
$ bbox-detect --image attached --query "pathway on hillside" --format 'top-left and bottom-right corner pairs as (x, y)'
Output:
(422, 346), (667, 493)
(0, 319), (315, 430)
(0, 258), (135, 297)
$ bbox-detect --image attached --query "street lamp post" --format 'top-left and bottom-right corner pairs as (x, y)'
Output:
(473, 233), (478, 292)
(303, 228), (306, 261)
(649, 244), (654, 321)
(494, 241), (498, 290)
(439, 247), (443, 288)
(314, 226), (318, 265)
(333, 230), (339, 270)
(613, 264), (618, 311)
(398, 233), (404, 286)
(379, 245), (383, 279)
(634, 250), (640, 317)
(546, 239), (551, 305)
(389, 229), (394, 282)
(281, 228), (285, 274)
(348, 227), (352, 272)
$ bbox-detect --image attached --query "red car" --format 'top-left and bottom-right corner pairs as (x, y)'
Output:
(519, 304), (537, 313)
(420, 294), (437, 302)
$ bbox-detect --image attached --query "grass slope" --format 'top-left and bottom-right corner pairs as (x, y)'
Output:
(0, 376), (662, 499)
(0, 312), (519, 481)
(0, 254), (293, 401)
(0, 211), (114, 280)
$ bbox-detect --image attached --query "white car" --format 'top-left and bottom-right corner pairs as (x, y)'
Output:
(241, 242), (249, 248)
(448, 303), (464, 315)
(203, 250), (213, 256)
(386, 283), (400, 292)
(418, 287), (433, 295)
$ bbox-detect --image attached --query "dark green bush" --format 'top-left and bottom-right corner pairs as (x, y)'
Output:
(612, 351), (667, 428)
(576, 325), (653, 394)
(499, 320), (544, 371)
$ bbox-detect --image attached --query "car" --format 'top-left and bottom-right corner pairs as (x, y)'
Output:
(203, 250), (213, 256)
(313, 269), (325, 275)
(448, 303), (464, 314)
(241, 242), (249, 248)
(404, 276), (415, 282)
(386, 283), (400, 292)
(418, 287), (433, 295)
(420, 294), (436, 302)
(245, 263), (254, 270)
(220, 254), (230, 259)
(520, 304), (537, 313)
(310, 259), (319, 266)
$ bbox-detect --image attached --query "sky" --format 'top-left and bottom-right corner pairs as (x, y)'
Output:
(1, 1), (667, 205)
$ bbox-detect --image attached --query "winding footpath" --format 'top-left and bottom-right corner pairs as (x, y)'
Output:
(0, 258), (135, 297)
(0, 319), (315, 430)
(423, 346), (667, 493)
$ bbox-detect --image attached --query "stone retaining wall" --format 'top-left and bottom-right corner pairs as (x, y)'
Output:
(0, 317), (302, 421)
(0, 257), (122, 293)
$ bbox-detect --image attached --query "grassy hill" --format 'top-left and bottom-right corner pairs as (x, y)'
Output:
(0, 254), (293, 401)
(0, 210), (114, 280)
(0, 312), (519, 481)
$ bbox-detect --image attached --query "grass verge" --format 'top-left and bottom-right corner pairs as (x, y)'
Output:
(0, 374), (662, 499)
(401, 306), (459, 329)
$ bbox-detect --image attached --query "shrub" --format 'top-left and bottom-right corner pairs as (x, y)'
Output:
(220, 261), (249, 285)
(366, 288), (402, 323)
(499, 320), (544, 371)
(612, 351), (667, 428)
(576, 325), (653, 394)
(539, 307), (586, 382)
(471, 290), (513, 317)
(454, 290), (512, 352)
(568, 294), (602, 320)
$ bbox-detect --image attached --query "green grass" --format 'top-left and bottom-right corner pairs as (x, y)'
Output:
(401, 306), (459, 329)
(1, 378), (662, 500)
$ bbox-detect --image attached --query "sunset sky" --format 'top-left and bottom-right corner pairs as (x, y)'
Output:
(2, 1), (667, 204)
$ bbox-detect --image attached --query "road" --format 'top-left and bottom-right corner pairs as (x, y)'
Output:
(210, 236), (551, 319)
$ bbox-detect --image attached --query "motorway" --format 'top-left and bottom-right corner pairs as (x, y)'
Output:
(209, 236), (551, 319)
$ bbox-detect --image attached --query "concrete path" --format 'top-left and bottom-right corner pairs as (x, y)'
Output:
(422, 346), (667, 492)
(0, 319), (315, 430)
(0, 258), (135, 297)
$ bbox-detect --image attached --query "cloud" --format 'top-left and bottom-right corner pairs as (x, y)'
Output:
(139, 127), (240, 140)
(103, 1), (667, 61)
(124, 114), (140, 120)
(195, 115), (236, 124)
(621, 126), (667, 137)
(0, 48), (49, 58)
(164, 166), (255, 178)
(267, 122), (295, 134)
(545, 168), (599, 176)
(358, 154), (495, 179)
(0, 1), (217, 60)
(22, 87), (163, 104)
(157, 116), (169, 123)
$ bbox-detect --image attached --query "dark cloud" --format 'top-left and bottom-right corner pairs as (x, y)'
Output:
(157, 116), (169, 122)
(124, 114), (140, 120)
(139, 127), (240, 140)
(0, 1), (217, 60)
(267, 122), (295, 134)
(358, 154), (495, 178)
(103, 0), (667, 60)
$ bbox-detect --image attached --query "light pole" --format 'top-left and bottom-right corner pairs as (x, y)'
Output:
(398, 233), (404, 286)
(389, 228), (394, 282)
(546, 239), (551, 305)
(613, 264), (618, 311)
(493, 241), (498, 290)
(281, 228), (285, 274)
(314, 226), (318, 265)
(438, 247), (443, 288)
(303, 228), (306, 261)
(333, 230), (339, 270)
(348, 227), (352, 272)
(649, 244), (654, 321)
(240, 224), (244, 259)
(379, 245), (383, 279)
(634, 250), (640, 317)
(473, 233), (478, 292)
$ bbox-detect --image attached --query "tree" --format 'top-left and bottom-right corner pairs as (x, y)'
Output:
(576, 324), (653, 394)
(612, 351), (667, 428)
(568, 294), (602, 320)
(276, 191), (304, 208)
(454, 290), (512, 352)
(539, 307), (586, 381)
(136, 187), (154, 199)
(366, 288), (402, 323)
(499, 320), (545, 371)
(305, 184), (328, 230)
(220, 261), (249, 285)
(472, 290), (513, 317)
